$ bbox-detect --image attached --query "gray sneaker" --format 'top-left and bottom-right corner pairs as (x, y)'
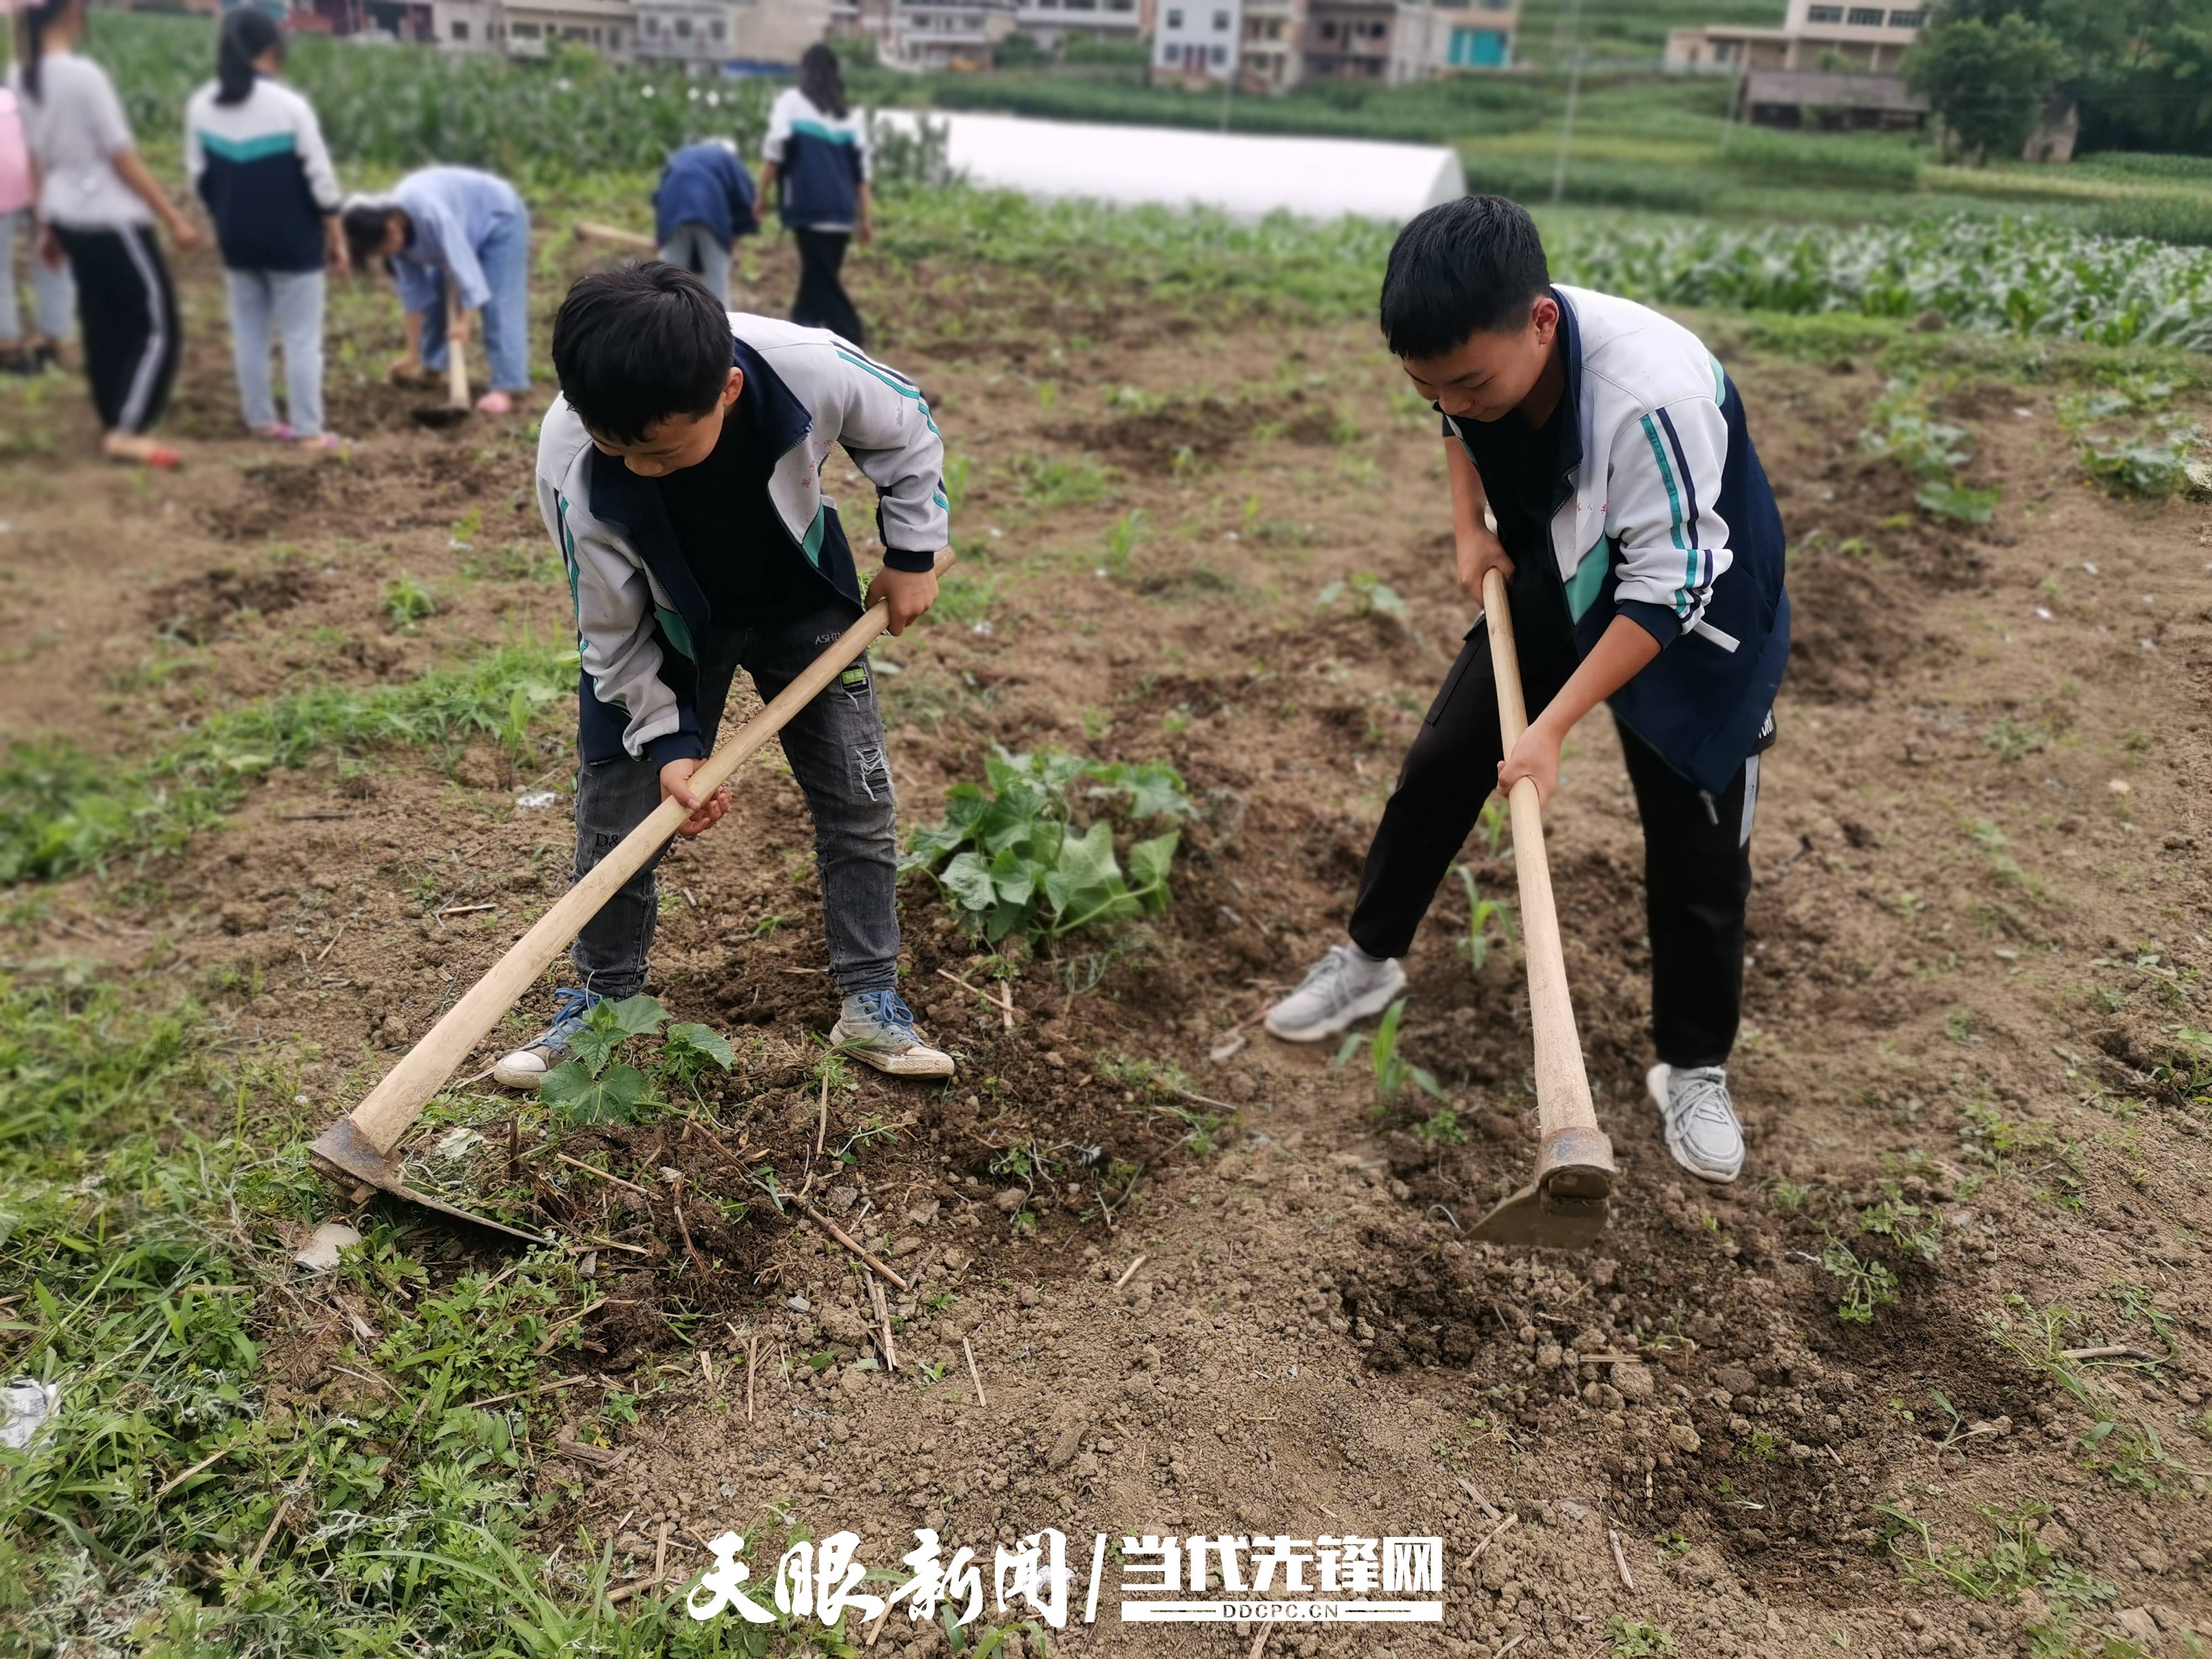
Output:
(1646, 1063), (1745, 1183)
(1264, 944), (1408, 1043)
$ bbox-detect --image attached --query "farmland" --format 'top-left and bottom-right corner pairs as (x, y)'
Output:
(4, 18), (2212, 1659)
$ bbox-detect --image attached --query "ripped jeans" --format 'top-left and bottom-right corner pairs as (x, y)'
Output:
(569, 603), (900, 1000)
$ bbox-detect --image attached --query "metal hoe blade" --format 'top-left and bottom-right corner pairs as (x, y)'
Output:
(309, 1118), (546, 1246)
(1466, 1126), (1615, 1250)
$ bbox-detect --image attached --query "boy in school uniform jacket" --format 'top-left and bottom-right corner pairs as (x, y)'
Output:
(494, 262), (954, 1089)
(1265, 196), (1790, 1186)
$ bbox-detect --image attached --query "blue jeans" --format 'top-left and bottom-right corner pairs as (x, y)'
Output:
(0, 207), (74, 345)
(225, 267), (325, 437)
(659, 223), (732, 307)
(418, 208), (530, 393)
(568, 602), (901, 1000)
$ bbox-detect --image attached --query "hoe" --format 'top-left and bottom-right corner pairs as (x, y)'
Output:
(411, 290), (475, 430)
(307, 552), (954, 1239)
(1464, 566), (1616, 1250)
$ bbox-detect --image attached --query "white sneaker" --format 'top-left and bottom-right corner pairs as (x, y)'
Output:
(830, 989), (954, 1079)
(1647, 1063), (1745, 1184)
(1264, 944), (1407, 1043)
(491, 988), (600, 1090)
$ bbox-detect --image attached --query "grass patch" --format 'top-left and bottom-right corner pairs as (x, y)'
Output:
(1, 643), (572, 885)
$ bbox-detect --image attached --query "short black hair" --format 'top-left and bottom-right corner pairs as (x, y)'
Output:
(1378, 195), (1551, 359)
(551, 263), (732, 444)
(341, 202), (397, 276)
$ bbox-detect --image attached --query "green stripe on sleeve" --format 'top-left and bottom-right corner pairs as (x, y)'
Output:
(196, 129), (300, 164)
(1564, 535), (1611, 622)
(1639, 414), (1694, 617)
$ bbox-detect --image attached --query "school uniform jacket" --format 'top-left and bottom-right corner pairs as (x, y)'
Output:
(535, 312), (950, 768)
(1443, 284), (1791, 796)
(184, 76), (340, 273)
(761, 87), (867, 232)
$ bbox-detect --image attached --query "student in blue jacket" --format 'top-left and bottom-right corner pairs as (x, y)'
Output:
(654, 139), (757, 308)
(1266, 197), (1791, 1188)
(341, 164), (530, 414)
(757, 45), (871, 347)
(185, 8), (346, 450)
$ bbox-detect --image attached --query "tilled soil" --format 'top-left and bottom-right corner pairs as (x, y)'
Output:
(4, 223), (2209, 1658)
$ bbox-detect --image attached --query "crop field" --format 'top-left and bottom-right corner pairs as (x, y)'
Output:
(4, 25), (2212, 1659)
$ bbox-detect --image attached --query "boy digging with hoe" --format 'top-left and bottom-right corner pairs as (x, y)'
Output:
(1266, 196), (1791, 1186)
(495, 263), (954, 1090)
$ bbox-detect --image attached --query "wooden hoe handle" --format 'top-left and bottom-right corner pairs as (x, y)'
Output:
(446, 286), (471, 410)
(1480, 567), (1613, 1194)
(342, 550), (955, 1155)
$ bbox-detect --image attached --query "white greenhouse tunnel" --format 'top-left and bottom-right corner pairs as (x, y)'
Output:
(870, 109), (1466, 223)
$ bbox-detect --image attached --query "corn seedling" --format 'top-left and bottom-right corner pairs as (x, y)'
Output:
(1452, 863), (1516, 973)
(1335, 997), (1447, 1112)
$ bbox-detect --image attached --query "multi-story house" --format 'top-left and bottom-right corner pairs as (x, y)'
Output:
(633, 0), (829, 69)
(1665, 0), (1926, 74)
(1154, 0), (1239, 80)
(889, 0), (1020, 68)
(1015, 0), (1146, 55)
(1238, 0), (1302, 90)
(432, 0), (636, 59)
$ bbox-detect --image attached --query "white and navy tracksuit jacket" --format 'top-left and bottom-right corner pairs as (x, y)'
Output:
(184, 77), (340, 273)
(536, 312), (949, 768)
(762, 87), (868, 232)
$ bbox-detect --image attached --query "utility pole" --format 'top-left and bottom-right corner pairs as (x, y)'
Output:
(1548, 0), (1585, 206)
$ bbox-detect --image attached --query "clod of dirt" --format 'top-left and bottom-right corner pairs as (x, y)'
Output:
(148, 565), (325, 645)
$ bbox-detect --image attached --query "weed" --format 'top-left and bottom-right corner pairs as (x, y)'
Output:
(1413, 1107), (1468, 1146)
(1770, 1180), (1813, 1215)
(1314, 572), (1406, 619)
(382, 573), (438, 629)
(1101, 509), (1146, 578)
(1858, 1187), (1942, 1263)
(902, 748), (1193, 948)
(942, 451), (974, 512)
(1609, 1618), (1677, 1657)
(1985, 716), (2052, 763)
(1820, 1239), (1900, 1323)
(1335, 998), (1446, 1113)
(1013, 452), (1110, 509)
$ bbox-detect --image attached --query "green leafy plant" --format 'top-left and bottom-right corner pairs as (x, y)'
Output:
(1820, 1238), (1900, 1323)
(382, 574), (438, 630)
(1101, 509), (1146, 577)
(902, 748), (1192, 947)
(1609, 1618), (1677, 1658)
(539, 995), (733, 1124)
(1452, 863), (1516, 972)
(1315, 571), (1406, 619)
(1413, 1107), (1467, 1146)
(2076, 419), (2212, 497)
(1335, 997), (1446, 1112)
(1012, 451), (1110, 509)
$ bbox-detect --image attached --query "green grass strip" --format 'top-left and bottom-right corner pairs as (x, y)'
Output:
(1, 644), (574, 885)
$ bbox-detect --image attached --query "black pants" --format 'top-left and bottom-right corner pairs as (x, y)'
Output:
(1348, 564), (1761, 1069)
(791, 229), (863, 347)
(53, 223), (179, 435)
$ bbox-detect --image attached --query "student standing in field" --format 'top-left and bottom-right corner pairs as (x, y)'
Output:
(8, 0), (200, 467)
(0, 84), (75, 377)
(757, 44), (871, 348)
(494, 263), (953, 1089)
(341, 165), (530, 414)
(186, 8), (347, 451)
(1265, 196), (1791, 1187)
(654, 139), (757, 309)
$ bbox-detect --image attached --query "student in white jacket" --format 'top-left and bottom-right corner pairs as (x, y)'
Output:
(495, 263), (953, 1089)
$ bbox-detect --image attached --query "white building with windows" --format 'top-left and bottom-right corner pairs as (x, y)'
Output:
(1013, 0), (1145, 54)
(633, 0), (830, 69)
(1155, 0), (1240, 80)
(1665, 0), (1925, 73)
(889, 0), (1020, 67)
(432, 0), (638, 59)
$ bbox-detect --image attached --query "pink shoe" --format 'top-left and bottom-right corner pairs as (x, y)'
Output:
(253, 423), (298, 442)
(474, 391), (513, 415)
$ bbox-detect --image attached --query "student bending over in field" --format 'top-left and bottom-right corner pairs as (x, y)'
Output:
(494, 263), (953, 1090)
(342, 164), (529, 414)
(1264, 196), (1792, 1187)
